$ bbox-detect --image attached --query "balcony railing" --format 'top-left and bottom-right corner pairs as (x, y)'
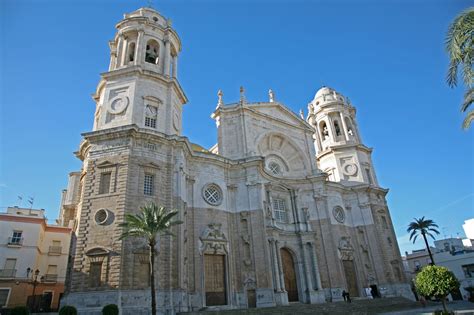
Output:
(48, 246), (62, 255)
(7, 237), (23, 246)
(0, 269), (17, 278)
(42, 274), (58, 283)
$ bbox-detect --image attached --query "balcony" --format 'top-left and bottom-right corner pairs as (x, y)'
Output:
(7, 237), (23, 247)
(42, 274), (58, 283)
(0, 269), (17, 278)
(48, 246), (62, 255)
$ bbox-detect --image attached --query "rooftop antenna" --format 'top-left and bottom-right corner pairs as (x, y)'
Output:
(27, 196), (34, 214)
(17, 195), (23, 207)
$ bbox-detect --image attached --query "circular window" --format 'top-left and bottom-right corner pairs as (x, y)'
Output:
(343, 163), (358, 176)
(202, 184), (223, 206)
(268, 162), (281, 175)
(333, 206), (345, 223)
(94, 209), (109, 225)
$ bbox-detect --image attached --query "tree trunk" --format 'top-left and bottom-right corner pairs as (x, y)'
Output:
(441, 296), (448, 313)
(422, 232), (435, 265)
(150, 240), (157, 315)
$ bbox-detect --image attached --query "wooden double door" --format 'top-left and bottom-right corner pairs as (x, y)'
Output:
(205, 254), (227, 306)
(281, 248), (299, 302)
(343, 260), (360, 297)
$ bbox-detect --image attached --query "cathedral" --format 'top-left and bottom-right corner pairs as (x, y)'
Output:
(58, 7), (412, 314)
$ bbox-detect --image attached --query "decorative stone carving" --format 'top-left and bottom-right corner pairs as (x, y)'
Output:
(199, 223), (227, 255)
(333, 206), (345, 223)
(338, 236), (354, 261)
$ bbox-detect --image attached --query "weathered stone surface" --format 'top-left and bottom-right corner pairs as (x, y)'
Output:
(58, 6), (413, 315)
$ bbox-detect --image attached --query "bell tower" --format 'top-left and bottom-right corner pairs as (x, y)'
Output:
(307, 87), (378, 185)
(93, 7), (187, 135)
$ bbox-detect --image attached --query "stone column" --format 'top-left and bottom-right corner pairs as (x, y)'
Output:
(269, 239), (282, 291)
(340, 112), (350, 141)
(313, 122), (323, 152)
(116, 34), (124, 69)
(275, 241), (285, 291)
(109, 50), (117, 71)
(308, 242), (322, 289)
(158, 40), (165, 73)
(164, 40), (171, 77)
(300, 242), (313, 301)
(326, 116), (337, 142)
(120, 36), (129, 67)
(135, 30), (145, 66)
(172, 55), (178, 79)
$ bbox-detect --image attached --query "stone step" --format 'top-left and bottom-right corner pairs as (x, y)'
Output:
(178, 297), (420, 315)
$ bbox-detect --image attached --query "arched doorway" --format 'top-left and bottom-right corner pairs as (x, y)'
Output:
(280, 248), (299, 302)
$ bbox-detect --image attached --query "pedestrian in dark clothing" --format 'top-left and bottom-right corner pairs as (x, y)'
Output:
(342, 290), (347, 302)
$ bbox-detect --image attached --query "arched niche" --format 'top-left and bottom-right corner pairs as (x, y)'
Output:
(256, 133), (308, 175)
(145, 39), (160, 64)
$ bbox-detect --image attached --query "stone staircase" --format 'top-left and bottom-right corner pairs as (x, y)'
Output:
(179, 297), (420, 315)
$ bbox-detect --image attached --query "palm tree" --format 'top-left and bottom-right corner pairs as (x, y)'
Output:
(445, 7), (474, 129)
(119, 203), (182, 315)
(407, 217), (440, 265)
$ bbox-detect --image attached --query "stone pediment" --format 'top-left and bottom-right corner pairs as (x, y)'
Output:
(247, 103), (312, 131)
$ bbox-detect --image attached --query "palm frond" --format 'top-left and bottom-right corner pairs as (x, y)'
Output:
(445, 7), (474, 87)
(462, 110), (474, 129)
(461, 88), (474, 112)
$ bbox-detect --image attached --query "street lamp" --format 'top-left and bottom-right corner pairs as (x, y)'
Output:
(29, 268), (41, 312)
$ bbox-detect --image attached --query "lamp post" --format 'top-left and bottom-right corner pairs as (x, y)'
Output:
(28, 268), (41, 312)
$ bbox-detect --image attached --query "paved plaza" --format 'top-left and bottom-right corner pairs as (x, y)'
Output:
(180, 298), (474, 315)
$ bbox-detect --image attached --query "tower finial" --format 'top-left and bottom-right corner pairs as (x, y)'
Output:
(268, 89), (275, 103)
(217, 89), (223, 108)
(240, 86), (246, 103)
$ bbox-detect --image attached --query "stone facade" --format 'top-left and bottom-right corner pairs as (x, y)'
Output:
(59, 7), (413, 314)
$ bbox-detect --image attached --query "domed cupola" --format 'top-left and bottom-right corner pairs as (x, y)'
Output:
(306, 86), (378, 186)
(312, 86), (349, 111)
(306, 86), (360, 150)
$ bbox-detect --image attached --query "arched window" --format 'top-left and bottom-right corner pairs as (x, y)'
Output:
(145, 40), (159, 64)
(144, 105), (158, 128)
(320, 121), (329, 140)
(334, 120), (341, 136)
(128, 42), (136, 63)
(345, 117), (355, 138)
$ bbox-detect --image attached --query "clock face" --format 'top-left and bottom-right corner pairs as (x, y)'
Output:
(108, 95), (129, 114)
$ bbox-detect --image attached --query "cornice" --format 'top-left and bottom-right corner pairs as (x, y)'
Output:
(316, 143), (373, 159)
(97, 66), (188, 104)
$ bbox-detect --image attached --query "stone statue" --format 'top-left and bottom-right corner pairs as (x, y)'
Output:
(217, 89), (223, 107)
(268, 89), (275, 103)
(299, 109), (304, 119)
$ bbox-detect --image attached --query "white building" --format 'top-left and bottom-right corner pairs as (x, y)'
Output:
(0, 207), (72, 310)
(463, 219), (474, 247)
(58, 7), (412, 314)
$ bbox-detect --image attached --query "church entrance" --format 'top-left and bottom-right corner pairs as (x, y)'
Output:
(342, 260), (359, 297)
(281, 248), (299, 302)
(204, 254), (227, 306)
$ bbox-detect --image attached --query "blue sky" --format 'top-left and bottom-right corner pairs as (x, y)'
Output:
(1, 0), (472, 255)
